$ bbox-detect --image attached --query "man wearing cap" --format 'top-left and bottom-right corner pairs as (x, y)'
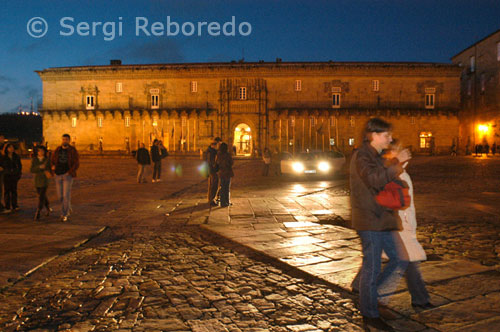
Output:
(206, 137), (221, 205)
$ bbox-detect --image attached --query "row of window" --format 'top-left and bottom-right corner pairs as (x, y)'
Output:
(110, 80), (383, 95)
(85, 90), (436, 110)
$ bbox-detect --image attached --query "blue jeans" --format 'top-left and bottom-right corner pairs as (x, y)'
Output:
(405, 262), (430, 305)
(357, 230), (408, 318)
(54, 173), (73, 217)
(219, 177), (231, 207)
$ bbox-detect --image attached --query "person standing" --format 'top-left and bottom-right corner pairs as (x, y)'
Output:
(150, 139), (162, 182)
(216, 142), (234, 207)
(0, 135), (5, 213)
(2, 143), (22, 213)
(262, 147), (272, 176)
(492, 142), (497, 156)
(51, 134), (79, 222)
(136, 143), (151, 183)
(159, 140), (169, 177)
(206, 137), (221, 206)
(30, 146), (52, 220)
(349, 118), (410, 331)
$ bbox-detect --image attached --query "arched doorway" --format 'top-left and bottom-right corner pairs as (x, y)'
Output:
(233, 123), (253, 156)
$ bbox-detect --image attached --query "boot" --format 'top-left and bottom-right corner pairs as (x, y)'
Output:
(34, 209), (41, 221)
(46, 206), (52, 216)
(362, 316), (394, 331)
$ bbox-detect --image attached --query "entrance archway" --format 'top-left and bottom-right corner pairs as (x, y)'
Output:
(233, 123), (253, 156)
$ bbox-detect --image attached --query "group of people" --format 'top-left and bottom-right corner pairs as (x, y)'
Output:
(0, 133), (79, 222)
(205, 137), (234, 207)
(474, 141), (497, 156)
(135, 139), (168, 183)
(350, 118), (432, 331)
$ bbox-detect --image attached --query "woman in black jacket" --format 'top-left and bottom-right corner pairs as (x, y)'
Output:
(2, 143), (22, 212)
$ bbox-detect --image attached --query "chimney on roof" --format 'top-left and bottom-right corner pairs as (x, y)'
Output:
(110, 59), (122, 66)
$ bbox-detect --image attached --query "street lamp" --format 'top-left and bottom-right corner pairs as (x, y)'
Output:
(478, 124), (489, 134)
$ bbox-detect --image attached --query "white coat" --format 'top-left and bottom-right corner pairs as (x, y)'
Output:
(398, 170), (427, 262)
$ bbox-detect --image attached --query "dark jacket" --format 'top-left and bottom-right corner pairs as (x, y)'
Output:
(206, 146), (218, 175)
(160, 146), (168, 159)
(349, 141), (403, 231)
(2, 153), (22, 179)
(151, 145), (161, 162)
(30, 157), (51, 188)
(51, 145), (80, 177)
(216, 151), (234, 179)
(136, 147), (151, 165)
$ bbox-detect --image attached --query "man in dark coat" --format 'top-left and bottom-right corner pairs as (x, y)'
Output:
(51, 133), (79, 222)
(350, 118), (410, 331)
(206, 137), (221, 205)
(136, 143), (151, 183)
(150, 139), (161, 182)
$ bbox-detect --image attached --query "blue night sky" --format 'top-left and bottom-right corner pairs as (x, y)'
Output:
(0, 0), (499, 114)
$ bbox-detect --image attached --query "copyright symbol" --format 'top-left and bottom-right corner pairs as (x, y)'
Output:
(27, 17), (48, 38)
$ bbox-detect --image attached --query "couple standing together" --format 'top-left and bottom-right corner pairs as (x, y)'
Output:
(350, 118), (432, 331)
(206, 137), (234, 207)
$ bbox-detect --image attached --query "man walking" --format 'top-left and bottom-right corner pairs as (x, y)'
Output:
(51, 134), (79, 222)
(349, 118), (410, 331)
(206, 137), (221, 206)
(136, 143), (151, 183)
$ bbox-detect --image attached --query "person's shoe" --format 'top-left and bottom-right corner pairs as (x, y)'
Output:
(61, 215), (69, 222)
(156, 179), (162, 182)
(209, 201), (218, 207)
(411, 302), (435, 310)
(46, 207), (53, 216)
(152, 179), (156, 183)
(362, 316), (394, 331)
(34, 210), (41, 221)
(2, 209), (11, 214)
(13, 207), (20, 212)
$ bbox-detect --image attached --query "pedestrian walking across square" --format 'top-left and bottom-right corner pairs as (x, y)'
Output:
(51, 134), (79, 222)
(349, 118), (411, 331)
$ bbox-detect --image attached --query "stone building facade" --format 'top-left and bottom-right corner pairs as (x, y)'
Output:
(452, 29), (500, 153)
(36, 61), (461, 155)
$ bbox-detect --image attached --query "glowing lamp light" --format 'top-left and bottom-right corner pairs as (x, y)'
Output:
(292, 162), (305, 173)
(318, 161), (330, 172)
(478, 124), (489, 134)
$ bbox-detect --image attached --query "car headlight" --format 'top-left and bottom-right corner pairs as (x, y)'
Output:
(318, 161), (330, 172)
(292, 162), (305, 173)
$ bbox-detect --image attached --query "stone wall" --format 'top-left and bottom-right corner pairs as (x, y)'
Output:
(37, 62), (461, 154)
(452, 29), (500, 151)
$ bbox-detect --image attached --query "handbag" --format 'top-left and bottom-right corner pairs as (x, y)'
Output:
(375, 179), (411, 210)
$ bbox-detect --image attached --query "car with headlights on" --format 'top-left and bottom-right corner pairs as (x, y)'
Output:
(280, 150), (345, 176)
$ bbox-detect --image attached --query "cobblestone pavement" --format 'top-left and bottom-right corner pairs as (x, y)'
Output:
(0, 228), (365, 332)
(0, 155), (499, 331)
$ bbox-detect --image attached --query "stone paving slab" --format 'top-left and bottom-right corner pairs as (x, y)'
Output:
(0, 217), (105, 288)
(196, 195), (500, 332)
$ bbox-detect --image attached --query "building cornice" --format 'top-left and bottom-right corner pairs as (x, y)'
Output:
(36, 61), (461, 80)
